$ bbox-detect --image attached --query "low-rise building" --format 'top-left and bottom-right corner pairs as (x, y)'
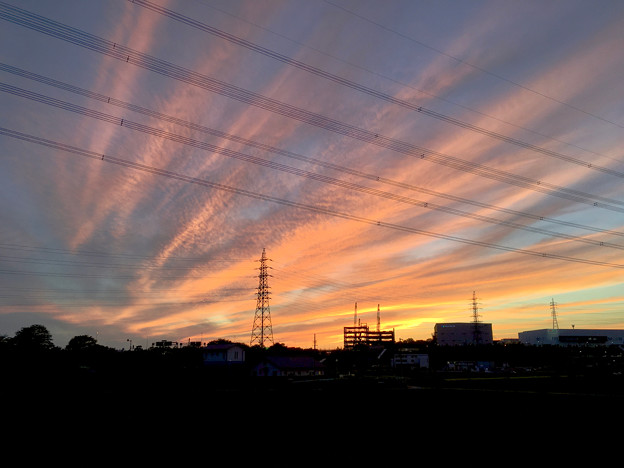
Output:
(519, 329), (624, 346)
(434, 322), (493, 346)
(391, 351), (429, 369)
(151, 340), (180, 349)
(202, 343), (246, 366)
(251, 355), (325, 377)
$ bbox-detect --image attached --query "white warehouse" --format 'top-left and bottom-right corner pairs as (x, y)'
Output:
(518, 329), (624, 346)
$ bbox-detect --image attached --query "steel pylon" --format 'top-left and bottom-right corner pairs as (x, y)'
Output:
(250, 248), (274, 347)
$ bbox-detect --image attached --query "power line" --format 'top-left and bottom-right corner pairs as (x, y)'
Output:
(0, 253), (253, 272)
(131, 0), (624, 169)
(0, 267), (242, 280)
(0, 297), (251, 308)
(2, 126), (623, 270)
(192, 0), (623, 166)
(1, 4), (621, 208)
(4, 83), (624, 252)
(323, 0), (624, 130)
(0, 242), (250, 264)
(0, 286), (250, 297)
(3, 62), (622, 239)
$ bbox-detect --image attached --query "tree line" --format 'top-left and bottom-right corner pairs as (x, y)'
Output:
(3, 323), (624, 379)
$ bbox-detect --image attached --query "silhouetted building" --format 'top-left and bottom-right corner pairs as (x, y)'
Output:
(444, 360), (495, 372)
(251, 356), (325, 377)
(391, 351), (429, 369)
(434, 322), (493, 346)
(519, 329), (624, 346)
(152, 340), (180, 349)
(202, 343), (246, 366)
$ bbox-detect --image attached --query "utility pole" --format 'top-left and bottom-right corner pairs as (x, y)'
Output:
(250, 248), (274, 347)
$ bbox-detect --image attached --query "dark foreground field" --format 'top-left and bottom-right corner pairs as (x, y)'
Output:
(8, 369), (623, 423)
(5, 370), (622, 463)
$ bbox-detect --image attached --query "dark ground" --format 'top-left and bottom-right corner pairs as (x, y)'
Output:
(3, 341), (623, 463)
(4, 369), (622, 464)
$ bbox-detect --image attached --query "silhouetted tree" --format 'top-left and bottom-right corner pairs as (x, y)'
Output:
(268, 342), (288, 353)
(0, 334), (10, 348)
(66, 335), (98, 353)
(208, 338), (233, 345)
(12, 324), (56, 352)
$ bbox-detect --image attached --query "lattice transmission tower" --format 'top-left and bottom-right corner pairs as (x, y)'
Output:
(250, 248), (274, 347)
(471, 291), (482, 345)
(550, 298), (559, 330)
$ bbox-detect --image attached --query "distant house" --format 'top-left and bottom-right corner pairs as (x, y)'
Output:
(391, 351), (429, 369)
(251, 356), (325, 377)
(444, 360), (495, 372)
(202, 343), (246, 366)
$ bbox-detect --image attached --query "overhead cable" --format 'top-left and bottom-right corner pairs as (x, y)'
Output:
(0, 3), (621, 207)
(2, 62), (622, 238)
(4, 84), (624, 252)
(1, 126), (623, 269)
(131, 0), (624, 168)
(323, 0), (624, 130)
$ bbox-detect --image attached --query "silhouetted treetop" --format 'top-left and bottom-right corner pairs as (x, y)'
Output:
(66, 335), (99, 352)
(208, 338), (233, 345)
(12, 324), (55, 351)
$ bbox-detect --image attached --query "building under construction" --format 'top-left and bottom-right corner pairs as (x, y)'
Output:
(344, 325), (395, 349)
(343, 303), (395, 349)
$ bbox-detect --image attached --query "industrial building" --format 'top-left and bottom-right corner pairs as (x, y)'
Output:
(518, 328), (624, 346)
(434, 322), (493, 346)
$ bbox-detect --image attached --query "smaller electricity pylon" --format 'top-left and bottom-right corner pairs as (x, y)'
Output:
(250, 248), (274, 347)
(471, 291), (482, 345)
(550, 298), (559, 330)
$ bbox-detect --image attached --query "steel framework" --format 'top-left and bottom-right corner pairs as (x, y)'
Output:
(471, 291), (482, 345)
(344, 325), (395, 349)
(250, 248), (274, 347)
(550, 298), (559, 330)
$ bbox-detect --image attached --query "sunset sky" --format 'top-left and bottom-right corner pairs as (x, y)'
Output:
(1, 0), (623, 350)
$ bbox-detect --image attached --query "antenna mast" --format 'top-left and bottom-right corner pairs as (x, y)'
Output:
(250, 248), (274, 347)
(377, 304), (381, 332)
(550, 298), (559, 330)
